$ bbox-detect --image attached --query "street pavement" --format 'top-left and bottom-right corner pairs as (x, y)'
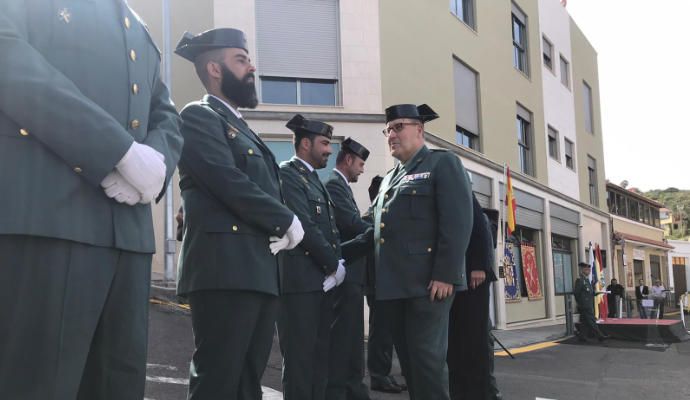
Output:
(146, 300), (690, 400)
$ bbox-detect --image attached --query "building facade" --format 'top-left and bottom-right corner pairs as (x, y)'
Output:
(132, 0), (608, 328)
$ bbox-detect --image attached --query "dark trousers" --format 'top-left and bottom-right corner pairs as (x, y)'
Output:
(654, 299), (665, 319)
(327, 283), (370, 400)
(448, 283), (492, 400)
(607, 295), (619, 318)
(0, 235), (151, 400)
(187, 290), (279, 400)
(577, 308), (605, 338)
(366, 295), (396, 384)
(636, 300), (648, 319)
(378, 295), (454, 400)
(278, 291), (335, 400)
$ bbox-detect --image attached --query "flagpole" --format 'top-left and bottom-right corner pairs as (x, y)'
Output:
(500, 163), (507, 275)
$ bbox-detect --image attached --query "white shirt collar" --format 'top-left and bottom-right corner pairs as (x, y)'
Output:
(334, 168), (349, 185)
(295, 156), (315, 172)
(209, 95), (243, 120)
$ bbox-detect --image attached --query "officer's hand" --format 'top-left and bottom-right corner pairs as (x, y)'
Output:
(470, 270), (486, 289)
(269, 235), (290, 255)
(285, 215), (305, 249)
(100, 170), (142, 206)
(334, 260), (346, 286)
(427, 280), (454, 302)
(116, 142), (166, 204)
(323, 275), (337, 292)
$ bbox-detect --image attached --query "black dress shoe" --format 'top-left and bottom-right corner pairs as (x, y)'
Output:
(370, 378), (403, 394)
(389, 376), (407, 391)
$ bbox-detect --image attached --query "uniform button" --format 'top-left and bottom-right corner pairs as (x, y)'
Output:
(129, 49), (136, 61)
(124, 16), (131, 29)
(380, 222), (385, 229)
(305, 251), (310, 256)
(19, 128), (29, 136)
(332, 229), (337, 234)
(332, 244), (336, 249)
(275, 227), (281, 232)
(382, 208), (388, 214)
(130, 119), (140, 129)
(380, 238), (385, 244)
(232, 225), (238, 231)
(427, 247), (432, 253)
(132, 83), (139, 95)
(384, 194), (389, 199)
(412, 189), (417, 195)
(318, 198), (322, 202)
(73, 167), (82, 173)
(248, 149), (254, 155)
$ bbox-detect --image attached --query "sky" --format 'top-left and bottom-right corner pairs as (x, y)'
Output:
(565, 1), (690, 191)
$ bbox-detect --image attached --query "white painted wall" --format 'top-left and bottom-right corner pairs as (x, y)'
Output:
(538, 0), (580, 200)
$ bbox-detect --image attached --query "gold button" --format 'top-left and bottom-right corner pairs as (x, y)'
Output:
(412, 189), (417, 195)
(318, 198), (322, 202)
(275, 227), (281, 232)
(382, 208), (388, 213)
(332, 244), (336, 249)
(380, 238), (385, 244)
(124, 16), (131, 29)
(380, 222), (385, 229)
(305, 251), (310, 255)
(332, 229), (337, 234)
(73, 167), (82, 173)
(384, 194), (389, 199)
(130, 119), (140, 129)
(232, 225), (238, 231)
(132, 83), (139, 95)
(19, 128), (29, 136)
(427, 247), (432, 253)
(129, 49), (136, 61)
(248, 149), (254, 155)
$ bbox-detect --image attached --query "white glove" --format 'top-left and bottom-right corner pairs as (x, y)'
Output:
(269, 235), (290, 255)
(285, 215), (305, 250)
(100, 171), (142, 206)
(323, 275), (337, 292)
(335, 259), (346, 286)
(116, 142), (166, 204)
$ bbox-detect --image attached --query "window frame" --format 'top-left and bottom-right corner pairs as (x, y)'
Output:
(559, 55), (570, 88)
(456, 124), (479, 151)
(260, 76), (339, 106)
(542, 36), (554, 72)
(450, 0), (476, 30)
(583, 81), (595, 134)
(547, 125), (560, 161)
(516, 107), (534, 177)
(587, 155), (599, 206)
(511, 4), (529, 76)
(564, 138), (575, 171)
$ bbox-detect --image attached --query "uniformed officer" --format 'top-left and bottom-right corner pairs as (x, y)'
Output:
(174, 29), (305, 399)
(447, 198), (500, 400)
(343, 104), (474, 400)
(573, 262), (609, 342)
(0, 1), (183, 398)
(278, 114), (346, 400)
(325, 138), (372, 400)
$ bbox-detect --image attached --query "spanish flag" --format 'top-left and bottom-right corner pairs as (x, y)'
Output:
(505, 166), (517, 235)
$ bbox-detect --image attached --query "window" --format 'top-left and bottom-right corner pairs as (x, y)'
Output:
(560, 55), (570, 88)
(633, 259), (644, 283)
(552, 235), (574, 295)
(261, 77), (337, 106)
(453, 59), (480, 151)
(547, 126), (559, 160)
(583, 81), (594, 133)
(516, 105), (534, 176)
(512, 4), (528, 75)
(629, 199), (639, 221)
(650, 255), (661, 282)
(542, 36), (553, 71)
(450, 0), (475, 29)
(256, 0), (340, 105)
(587, 155), (598, 206)
(564, 138), (574, 170)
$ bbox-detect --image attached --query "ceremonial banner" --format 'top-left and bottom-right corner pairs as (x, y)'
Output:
(504, 242), (521, 303)
(520, 243), (542, 300)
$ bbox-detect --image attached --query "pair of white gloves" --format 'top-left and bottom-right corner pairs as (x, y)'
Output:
(100, 142), (166, 205)
(268, 217), (346, 292)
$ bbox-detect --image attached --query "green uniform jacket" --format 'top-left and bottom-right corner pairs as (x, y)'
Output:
(177, 95), (294, 296)
(344, 146), (473, 300)
(574, 275), (595, 312)
(0, 0), (182, 253)
(325, 170), (371, 285)
(279, 158), (341, 294)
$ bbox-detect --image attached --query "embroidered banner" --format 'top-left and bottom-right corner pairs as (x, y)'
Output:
(504, 242), (521, 303)
(521, 243), (543, 300)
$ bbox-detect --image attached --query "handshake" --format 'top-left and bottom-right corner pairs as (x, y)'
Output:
(100, 142), (166, 205)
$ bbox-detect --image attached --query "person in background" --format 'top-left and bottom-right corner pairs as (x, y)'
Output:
(635, 279), (649, 319)
(606, 278), (625, 318)
(650, 279), (666, 319)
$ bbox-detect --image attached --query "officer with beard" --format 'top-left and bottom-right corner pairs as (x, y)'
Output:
(278, 115), (345, 400)
(175, 29), (305, 399)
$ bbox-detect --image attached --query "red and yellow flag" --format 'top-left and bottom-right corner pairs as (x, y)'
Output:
(505, 166), (517, 235)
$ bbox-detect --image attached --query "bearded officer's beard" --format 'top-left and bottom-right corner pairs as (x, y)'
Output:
(220, 65), (258, 109)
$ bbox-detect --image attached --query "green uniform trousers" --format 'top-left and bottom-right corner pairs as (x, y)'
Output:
(187, 289), (279, 400)
(0, 235), (151, 400)
(377, 295), (455, 400)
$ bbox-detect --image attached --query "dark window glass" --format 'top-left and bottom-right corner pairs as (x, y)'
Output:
(261, 77), (297, 104)
(456, 125), (479, 150)
(301, 79), (336, 106)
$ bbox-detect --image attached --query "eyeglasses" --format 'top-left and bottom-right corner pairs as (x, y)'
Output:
(382, 122), (420, 137)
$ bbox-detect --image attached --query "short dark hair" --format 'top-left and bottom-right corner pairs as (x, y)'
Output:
(294, 134), (317, 152)
(194, 48), (225, 87)
(336, 150), (355, 165)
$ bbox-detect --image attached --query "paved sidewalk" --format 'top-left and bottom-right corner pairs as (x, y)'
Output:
(492, 323), (568, 350)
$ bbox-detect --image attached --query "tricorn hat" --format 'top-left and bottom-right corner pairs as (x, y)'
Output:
(341, 138), (370, 161)
(384, 104), (439, 123)
(579, 262), (592, 268)
(175, 28), (248, 62)
(285, 114), (333, 139)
